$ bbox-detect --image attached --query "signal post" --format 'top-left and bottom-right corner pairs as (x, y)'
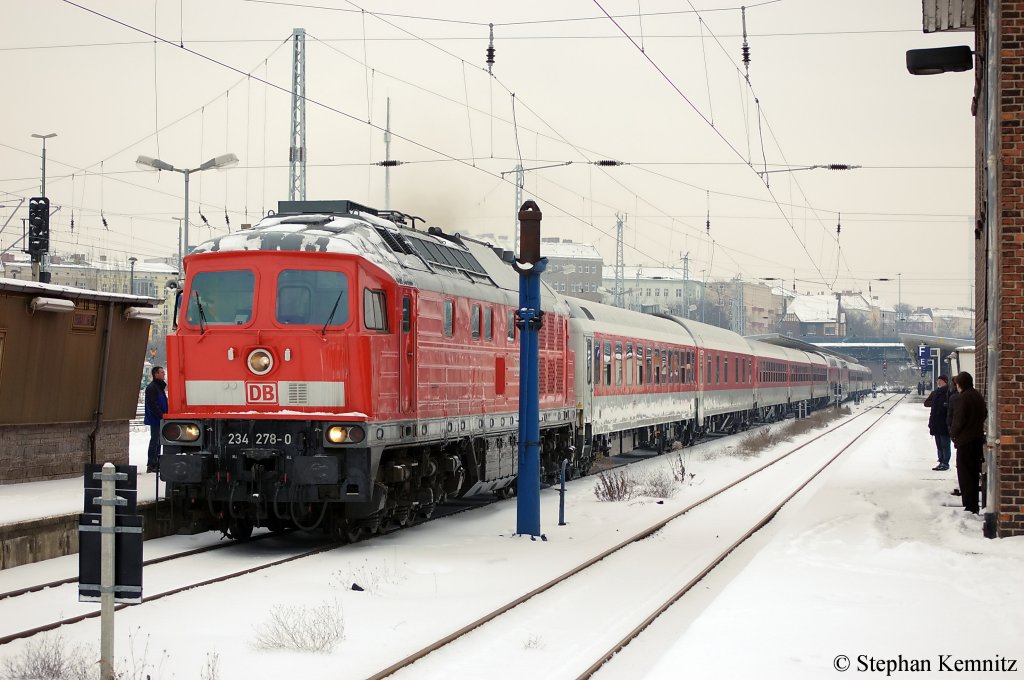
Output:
(514, 201), (547, 537)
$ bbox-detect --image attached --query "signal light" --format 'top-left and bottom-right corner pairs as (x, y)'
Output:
(27, 196), (50, 258)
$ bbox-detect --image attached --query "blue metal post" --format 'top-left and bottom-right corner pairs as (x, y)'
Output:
(558, 458), (568, 526)
(515, 201), (546, 537)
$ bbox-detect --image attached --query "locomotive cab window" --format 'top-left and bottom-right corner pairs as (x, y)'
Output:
(363, 289), (388, 331)
(276, 270), (349, 327)
(187, 270), (255, 326)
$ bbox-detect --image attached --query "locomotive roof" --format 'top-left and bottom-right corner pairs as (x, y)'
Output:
(188, 200), (569, 314)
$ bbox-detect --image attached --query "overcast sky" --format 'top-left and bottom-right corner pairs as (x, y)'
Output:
(1, 1), (975, 309)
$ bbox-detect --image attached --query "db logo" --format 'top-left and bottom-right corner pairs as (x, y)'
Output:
(246, 382), (278, 404)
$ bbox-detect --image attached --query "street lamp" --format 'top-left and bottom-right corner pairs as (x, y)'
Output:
(128, 257), (138, 295)
(761, 277), (791, 332)
(872, 274), (902, 333)
(136, 153), (239, 274)
(31, 133), (57, 197)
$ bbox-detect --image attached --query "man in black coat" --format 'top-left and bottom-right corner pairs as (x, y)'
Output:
(144, 366), (168, 473)
(923, 375), (951, 471)
(949, 371), (988, 514)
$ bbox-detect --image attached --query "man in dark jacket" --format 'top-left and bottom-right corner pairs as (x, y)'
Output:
(949, 371), (988, 514)
(144, 366), (168, 473)
(923, 375), (951, 471)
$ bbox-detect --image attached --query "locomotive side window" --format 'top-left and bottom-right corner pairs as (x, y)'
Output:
(484, 308), (493, 340)
(363, 289), (388, 331)
(275, 270), (348, 327)
(402, 295), (411, 333)
(471, 304), (481, 339)
(507, 310), (515, 342)
(187, 270), (255, 326)
(444, 300), (454, 337)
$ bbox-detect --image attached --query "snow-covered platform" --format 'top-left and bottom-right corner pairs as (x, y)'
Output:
(0, 427), (165, 568)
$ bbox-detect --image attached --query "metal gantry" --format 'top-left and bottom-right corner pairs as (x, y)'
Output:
(289, 28), (307, 202)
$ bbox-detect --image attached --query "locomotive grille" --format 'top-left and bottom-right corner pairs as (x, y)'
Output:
(288, 382), (309, 405)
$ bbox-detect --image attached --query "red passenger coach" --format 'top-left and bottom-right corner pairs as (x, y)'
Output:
(160, 200), (578, 540)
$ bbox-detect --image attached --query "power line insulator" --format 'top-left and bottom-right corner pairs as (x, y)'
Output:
(594, 160), (622, 166)
(486, 23), (496, 74)
(377, 160), (403, 167)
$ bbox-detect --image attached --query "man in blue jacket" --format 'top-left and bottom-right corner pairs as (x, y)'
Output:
(924, 375), (951, 471)
(143, 366), (168, 473)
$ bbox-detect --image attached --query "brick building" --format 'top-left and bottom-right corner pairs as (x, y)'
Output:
(922, 0), (1024, 535)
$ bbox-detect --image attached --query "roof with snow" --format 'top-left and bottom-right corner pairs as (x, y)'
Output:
(540, 240), (603, 261)
(788, 295), (838, 323)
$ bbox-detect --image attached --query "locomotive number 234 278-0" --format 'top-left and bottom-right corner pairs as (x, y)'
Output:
(225, 432), (293, 446)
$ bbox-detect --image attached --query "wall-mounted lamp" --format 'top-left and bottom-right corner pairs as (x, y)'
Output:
(906, 45), (973, 75)
(124, 306), (163, 320)
(29, 297), (75, 313)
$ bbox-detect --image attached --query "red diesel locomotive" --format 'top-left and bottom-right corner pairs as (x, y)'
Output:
(160, 200), (578, 539)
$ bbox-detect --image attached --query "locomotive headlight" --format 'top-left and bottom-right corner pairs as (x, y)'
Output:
(162, 422), (201, 443)
(247, 348), (274, 375)
(325, 425), (365, 445)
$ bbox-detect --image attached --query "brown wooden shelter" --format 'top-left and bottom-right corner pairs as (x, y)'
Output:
(0, 279), (162, 483)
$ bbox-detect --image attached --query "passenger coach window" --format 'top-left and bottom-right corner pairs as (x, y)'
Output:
(587, 338), (593, 385)
(363, 289), (388, 331)
(604, 341), (612, 385)
(637, 344), (644, 384)
(646, 347), (653, 385)
(626, 343), (634, 386)
(274, 270), (348, 327)
(615, 342), (623, 386)
(187, 269), (256, 326)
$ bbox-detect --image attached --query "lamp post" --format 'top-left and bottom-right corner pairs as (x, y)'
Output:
(136, 153), (238, 275)
(31, 133), (57, 196)
(128, 257), (138, 295)
(873, 275), (903, 335)
(761, 277), (790, 333)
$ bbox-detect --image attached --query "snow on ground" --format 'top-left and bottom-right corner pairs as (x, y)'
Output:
(0, 399), (1022, 679)
(0, 426), (157, 523)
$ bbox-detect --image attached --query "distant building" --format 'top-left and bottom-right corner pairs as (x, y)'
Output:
(930, 307), (974, 338)
(539, 237), (604, 303)
(782, 294), (846, 338)
(2, 252), (177, 364)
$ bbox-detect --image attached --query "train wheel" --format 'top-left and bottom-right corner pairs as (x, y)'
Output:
(228, 518), (254, 541)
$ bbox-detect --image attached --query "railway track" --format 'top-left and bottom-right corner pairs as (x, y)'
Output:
(368, 395), (903, 679)
(0, 494), (498, 647)
(0, 398), (890, 652)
